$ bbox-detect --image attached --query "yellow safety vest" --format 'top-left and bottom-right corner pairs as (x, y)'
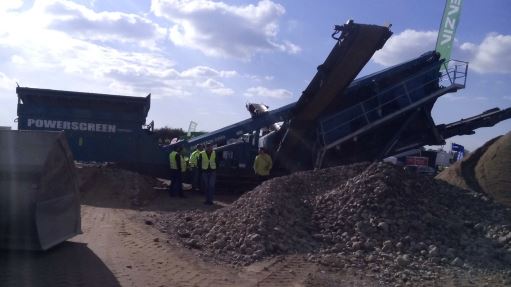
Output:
(169, 151), (186, 172)
(200, 151), (216, 170)
(254, 153), (272, 176)
(189, 150), (200, 168)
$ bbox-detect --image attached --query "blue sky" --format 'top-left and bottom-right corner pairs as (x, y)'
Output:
(0, 0), (510, 151)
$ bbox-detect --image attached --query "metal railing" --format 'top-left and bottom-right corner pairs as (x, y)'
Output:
(318, 59), (468, 148)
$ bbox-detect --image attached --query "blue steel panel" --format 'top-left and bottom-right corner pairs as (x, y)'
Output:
(16, 87), (154, 163)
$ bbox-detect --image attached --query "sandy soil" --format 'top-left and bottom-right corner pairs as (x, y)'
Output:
(0, 188), (319, 287)
(437, 131), (511, 207)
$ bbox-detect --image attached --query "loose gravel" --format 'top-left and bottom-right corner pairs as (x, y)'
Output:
(159, 162), (511, 285)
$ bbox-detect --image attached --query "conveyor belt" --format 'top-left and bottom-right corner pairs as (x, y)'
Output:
(438, 107), (511, 139)
(277, 21), (392, 171)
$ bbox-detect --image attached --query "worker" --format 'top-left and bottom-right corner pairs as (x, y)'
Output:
(169, 145), (186, 198)
(188, 144), (204, 191)
(253, 147), (272, 182)
(199, 144), (217, 205)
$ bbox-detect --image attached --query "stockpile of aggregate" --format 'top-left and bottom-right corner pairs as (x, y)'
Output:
(77, 164), (161, 208)
(162, 162), (511, 284)
(437, 131), (511, 206)
(168, 163), (369, 262)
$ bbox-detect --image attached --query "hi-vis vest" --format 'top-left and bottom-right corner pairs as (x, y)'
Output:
(200, 151), (216, 170)
(189, 150), (200, 168)
(169, 151), (186, 172)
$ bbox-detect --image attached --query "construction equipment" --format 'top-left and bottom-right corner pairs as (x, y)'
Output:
(12, 19), (511, 184)
(0, 130), (81, 250)
(277, 21), (392, 170)
(14, 30), (510, 179)
(437, 107), (511, 139)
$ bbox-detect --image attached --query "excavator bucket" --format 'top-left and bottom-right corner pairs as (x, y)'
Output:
(0, 130), (81, 250)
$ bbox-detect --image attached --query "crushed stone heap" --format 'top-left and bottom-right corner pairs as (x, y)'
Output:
(77, 164), (160, 208)
(162, 162), (511, 282)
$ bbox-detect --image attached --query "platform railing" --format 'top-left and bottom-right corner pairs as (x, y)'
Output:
(318, 59), (468, 148)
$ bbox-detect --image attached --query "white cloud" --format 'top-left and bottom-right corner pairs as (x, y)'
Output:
(0, 0), (23, 12)
(151, 0), (300, 59)
(373, 29), (437, 67)
(0, 72), (18, 95)
(460, 33), (511, 74)
(373, 29), (511, 75)
(34, 0), (166, 49)
(243, 73), (274, 82)
(180, 66), (237, 78)
(0, 1), (243, 98)
(244, 86), (291, 99)
(198, 78), (234, 96)
(10, 55), (26, 65)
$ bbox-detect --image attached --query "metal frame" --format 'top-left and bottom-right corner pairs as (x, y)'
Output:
(378, 109), (421, 159)
(314, 59), (468, 168)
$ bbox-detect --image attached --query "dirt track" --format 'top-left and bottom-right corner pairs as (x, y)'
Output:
(0, 191), (319, 287)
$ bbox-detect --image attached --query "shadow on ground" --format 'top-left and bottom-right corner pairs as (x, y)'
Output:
(81, 184), (242, 213)
(0, 242), (120, 287)
(136, 188), (241, 212)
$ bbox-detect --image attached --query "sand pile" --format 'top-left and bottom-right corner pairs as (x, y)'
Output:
(475, 132), (511, 205)
(77, 164), (161, 208)
(437, 131), (511, 206)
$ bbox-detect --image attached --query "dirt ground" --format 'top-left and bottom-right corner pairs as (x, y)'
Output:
(0, 186), (322, 287)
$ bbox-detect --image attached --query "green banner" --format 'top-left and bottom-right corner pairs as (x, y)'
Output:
(435, 0), (463, 60)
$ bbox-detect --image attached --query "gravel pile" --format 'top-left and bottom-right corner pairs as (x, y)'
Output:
(168, 163), (369, 263)
(310, 162), (511, 284)
(162, 162), (511, 283)
(77, 164), (161, 208)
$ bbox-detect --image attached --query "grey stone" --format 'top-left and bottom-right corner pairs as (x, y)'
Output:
(378, 222), (389, 232)
(451, 257), (463, 267)
(396, 254), (410, 267)
(428, 246), (439, 257)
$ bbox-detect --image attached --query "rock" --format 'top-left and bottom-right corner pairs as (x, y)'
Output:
(451, 257), (463, 267)
(428, 246), (439, 257)
(497, 232), (511, 244)
(382, 240), (393, 252)
(378, 222), (389, 232)
(185, 239), (202, 249)
(352, 241), (363, 250)
(396, 255), (410, 267)
(247, 233), (261, 241)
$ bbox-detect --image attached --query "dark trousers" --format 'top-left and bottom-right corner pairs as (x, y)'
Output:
(169, 170), (183, 197)
(201, 171), (216, 203)
(191, 167), (201, 191)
